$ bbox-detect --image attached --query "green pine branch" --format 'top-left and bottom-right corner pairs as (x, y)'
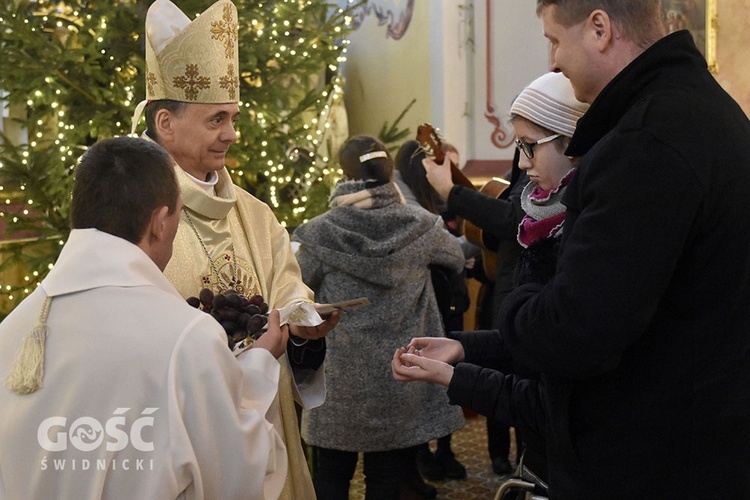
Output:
(0, 0), (361, 316)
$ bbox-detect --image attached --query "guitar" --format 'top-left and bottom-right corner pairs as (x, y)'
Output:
(416, 123), (474, 190)
(416, 123), (509, 280)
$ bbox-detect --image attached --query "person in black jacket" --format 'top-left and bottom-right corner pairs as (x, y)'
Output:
(394, 1), (750, 498)
(422, 98), (529, 481)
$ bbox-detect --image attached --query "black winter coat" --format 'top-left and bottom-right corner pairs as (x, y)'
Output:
(452, 31), (750, 499)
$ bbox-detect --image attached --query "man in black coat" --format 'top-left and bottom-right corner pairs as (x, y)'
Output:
(395, 1), (750, 497)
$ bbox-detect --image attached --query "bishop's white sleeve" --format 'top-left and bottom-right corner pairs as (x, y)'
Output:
(168, 315), (287, 500)
(290, 364), (326, 409)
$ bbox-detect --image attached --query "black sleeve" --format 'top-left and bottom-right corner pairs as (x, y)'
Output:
(287, 337), (326, 370)
(446, 169), (528, 244)
(447, 362), (546, 437)
(450, 329), (514, 373)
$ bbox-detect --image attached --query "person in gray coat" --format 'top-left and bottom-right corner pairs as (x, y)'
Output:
(292, 135), (466, 500)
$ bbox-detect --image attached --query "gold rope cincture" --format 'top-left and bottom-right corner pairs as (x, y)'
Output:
(183, 209), (243, 294)
(4, 295), (53, 394)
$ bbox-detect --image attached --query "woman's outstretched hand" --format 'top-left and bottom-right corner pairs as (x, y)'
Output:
(391, 343), (459, 387)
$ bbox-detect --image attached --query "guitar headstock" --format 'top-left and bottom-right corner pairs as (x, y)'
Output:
(416, 122), (475, 191)
(416, 123), (446, 164)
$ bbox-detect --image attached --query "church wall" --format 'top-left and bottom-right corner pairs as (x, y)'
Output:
(340, 0), (749, 175)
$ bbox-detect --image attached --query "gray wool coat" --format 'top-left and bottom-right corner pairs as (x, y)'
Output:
(292, 181), (466, 452)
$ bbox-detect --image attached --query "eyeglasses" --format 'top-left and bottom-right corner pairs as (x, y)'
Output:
(514, 133), (561, 159)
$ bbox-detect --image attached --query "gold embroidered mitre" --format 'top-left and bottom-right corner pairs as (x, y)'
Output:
(145, 0), (239, 103)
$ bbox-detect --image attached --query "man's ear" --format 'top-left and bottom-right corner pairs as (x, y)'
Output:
(588, 9), (613, 50)
(154, 109), (175, 143)
(136, 205), (171, 268)
(149, 205), (171, 244)
(140, 205), (170, 247)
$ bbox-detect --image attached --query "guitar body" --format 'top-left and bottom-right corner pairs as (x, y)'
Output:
(416, 123), (507, 281)
(462, 178), (510, 280)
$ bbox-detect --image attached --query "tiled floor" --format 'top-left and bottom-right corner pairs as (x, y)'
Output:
(349, 414), (518, 499)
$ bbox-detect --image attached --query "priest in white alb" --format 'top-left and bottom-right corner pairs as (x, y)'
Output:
(0, 137), (288, 499)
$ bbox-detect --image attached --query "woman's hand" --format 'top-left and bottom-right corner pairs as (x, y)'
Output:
(406, 337), (465, 364)
(391, 346), (454, 387)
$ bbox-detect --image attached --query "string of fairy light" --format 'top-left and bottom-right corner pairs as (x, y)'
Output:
(266, 67), (349, 221)
(2, 3), (107, 305)
(0, 0), (357, 308)
(240, 2), (353, 224)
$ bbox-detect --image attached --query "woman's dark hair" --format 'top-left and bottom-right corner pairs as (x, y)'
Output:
(395, 140), (443, 214)
(71, 137), (178, 244)
(338, 135), (393, 184)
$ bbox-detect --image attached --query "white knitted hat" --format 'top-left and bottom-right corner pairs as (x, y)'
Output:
(510, 72), (589, 138)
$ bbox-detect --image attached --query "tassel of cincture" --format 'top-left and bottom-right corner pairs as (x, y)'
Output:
(4, 295), (53, 395)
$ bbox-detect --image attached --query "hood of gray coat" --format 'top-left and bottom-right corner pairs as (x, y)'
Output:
(292, 203), (454, 288)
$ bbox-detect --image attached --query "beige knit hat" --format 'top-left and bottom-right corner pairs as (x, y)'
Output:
(510, 72), (589, 138)
(131, 0), (240, 133)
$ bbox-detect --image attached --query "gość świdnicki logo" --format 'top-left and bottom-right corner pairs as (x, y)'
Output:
(37, 408), (158, 472)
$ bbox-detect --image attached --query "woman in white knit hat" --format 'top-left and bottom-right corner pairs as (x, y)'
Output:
(509, 71), (589, 285)
(501, 71), (589, 489)
(392, 72), (588, 493)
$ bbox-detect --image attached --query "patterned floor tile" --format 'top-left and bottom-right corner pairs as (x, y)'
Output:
(349, 415), (518, 499)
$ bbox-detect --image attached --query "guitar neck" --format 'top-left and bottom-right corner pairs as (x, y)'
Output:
(450, 162), (476, 190)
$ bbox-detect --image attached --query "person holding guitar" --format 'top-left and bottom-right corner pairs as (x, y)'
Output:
(413, 126), (528, 478)
(393, 139), (475, 491)
(406, 72), (588, 488)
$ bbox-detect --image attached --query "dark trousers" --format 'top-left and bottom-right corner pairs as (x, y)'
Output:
(312, 445), (415, 500)
(487, 417), (513, 461)
(477, 283), (514, 464)
(417, 433), (453, 456)
(487, 418), (525, 464)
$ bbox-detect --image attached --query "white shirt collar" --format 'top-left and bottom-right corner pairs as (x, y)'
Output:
(186, 170), (219, 195)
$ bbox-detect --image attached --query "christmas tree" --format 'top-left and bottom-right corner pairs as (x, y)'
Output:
(0, 0), (359, 315)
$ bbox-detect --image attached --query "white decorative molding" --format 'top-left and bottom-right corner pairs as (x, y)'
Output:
(483, 1), (514, 150)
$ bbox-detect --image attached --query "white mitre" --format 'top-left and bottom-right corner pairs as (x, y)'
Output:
(132, 0), (239, 133)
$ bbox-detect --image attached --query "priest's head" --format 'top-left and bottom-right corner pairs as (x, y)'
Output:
(132, 0), (241, 182)
(71, 137), (182, 271)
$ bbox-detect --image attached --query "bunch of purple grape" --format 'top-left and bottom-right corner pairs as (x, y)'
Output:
(187, 288), (269, 349)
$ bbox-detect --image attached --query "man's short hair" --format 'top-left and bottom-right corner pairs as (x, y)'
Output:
(71, 137), (179, 244)
(536, 0), (666, 49)
(144, 100), (187, 142)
